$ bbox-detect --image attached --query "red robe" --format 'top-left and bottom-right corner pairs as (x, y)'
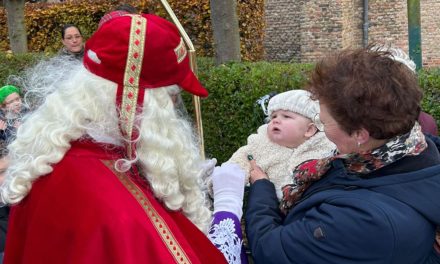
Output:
(4, 140), (227, 264)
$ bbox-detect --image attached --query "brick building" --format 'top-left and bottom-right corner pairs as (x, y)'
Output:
(264, 0), (440, 67)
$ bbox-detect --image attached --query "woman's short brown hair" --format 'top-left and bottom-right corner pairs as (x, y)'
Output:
(307, 45), (422, 139)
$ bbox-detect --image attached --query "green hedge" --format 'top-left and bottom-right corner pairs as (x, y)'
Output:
(0, 52), (45, 85)
(1, 52), (439, 163)
(419, 69), (440, 126)
(0, 0), (265, 61)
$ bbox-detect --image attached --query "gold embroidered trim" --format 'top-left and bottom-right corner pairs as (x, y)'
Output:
(120, 15), (147, 158)
(101, 160), (191, 264)
(174, 38), (187, 64)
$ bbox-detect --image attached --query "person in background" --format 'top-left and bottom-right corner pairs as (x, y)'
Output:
(1, 13), (245, 264)
(59, 24), (84, 60)
(419, 110), (438, 136)
(243, 45), (440, 263)
(227, 89), (334, 200)
(0, 85), (25, 145)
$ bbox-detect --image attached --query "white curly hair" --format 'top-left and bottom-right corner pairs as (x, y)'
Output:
(0, 57), (212, 233)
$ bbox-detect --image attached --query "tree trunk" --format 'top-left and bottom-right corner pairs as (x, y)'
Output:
(210, 0), (241, 64)
(4, 0), (28, 53)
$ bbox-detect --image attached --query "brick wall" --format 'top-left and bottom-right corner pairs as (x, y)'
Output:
(264, 0), (440, 67)
(421, 0), (440, 67)
(264, 0), (301, 61)
(367, 0), (408, 51)
(298, 1), (344, 62)
(341, 0), (363, 48)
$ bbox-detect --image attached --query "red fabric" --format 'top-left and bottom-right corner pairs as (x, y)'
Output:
(83, 14), (208, 97)
(4, 140), (226, 264)
(98, 11), (131, 29)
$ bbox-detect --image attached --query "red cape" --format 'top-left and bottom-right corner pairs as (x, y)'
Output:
(4, 140), (226, 264)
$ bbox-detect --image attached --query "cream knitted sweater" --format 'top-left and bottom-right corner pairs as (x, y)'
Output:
(228, 124), (335, 200)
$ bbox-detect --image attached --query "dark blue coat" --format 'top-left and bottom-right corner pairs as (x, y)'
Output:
(245, 137), (440, 264)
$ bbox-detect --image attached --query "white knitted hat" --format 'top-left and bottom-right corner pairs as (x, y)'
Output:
(372, 45), (416, 73)
(267, 89), (319, 120)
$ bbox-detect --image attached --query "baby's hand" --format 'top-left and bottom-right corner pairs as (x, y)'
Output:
(248, 158), (269, 184)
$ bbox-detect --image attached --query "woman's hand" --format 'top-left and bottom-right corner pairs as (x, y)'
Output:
(249, 159), (269, 184)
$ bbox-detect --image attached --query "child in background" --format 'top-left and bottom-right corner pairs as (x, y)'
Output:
(228, 89), (335, 200)
(0, 85), (25, 144)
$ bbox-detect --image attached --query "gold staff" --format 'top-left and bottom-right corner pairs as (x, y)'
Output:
(158, 0), (205, 159)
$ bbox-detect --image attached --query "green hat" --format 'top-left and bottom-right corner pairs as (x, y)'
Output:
(0, 85), (20, 104)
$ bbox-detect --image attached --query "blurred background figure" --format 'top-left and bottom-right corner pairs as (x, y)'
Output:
(0, 85), (25, 145)
(59, 24), (84, 60)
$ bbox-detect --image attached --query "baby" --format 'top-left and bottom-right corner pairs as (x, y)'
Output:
(228, 89), (335, 200)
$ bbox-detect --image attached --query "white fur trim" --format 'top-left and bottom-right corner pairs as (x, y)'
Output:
(228, 124), (335, 200)
(87, 49), (101, 64)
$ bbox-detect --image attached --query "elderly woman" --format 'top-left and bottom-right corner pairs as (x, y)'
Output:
(245, 46), (440, 263)
(58, 24), (84, 60)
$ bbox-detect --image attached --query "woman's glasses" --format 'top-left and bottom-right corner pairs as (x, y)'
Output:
(64, 35), (82, 41)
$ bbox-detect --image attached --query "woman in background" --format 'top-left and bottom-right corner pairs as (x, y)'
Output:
(59, 24), (84, 60)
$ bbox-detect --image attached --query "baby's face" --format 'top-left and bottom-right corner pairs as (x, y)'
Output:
(2, 92), (22, 114)
(267, 110), (312, 148)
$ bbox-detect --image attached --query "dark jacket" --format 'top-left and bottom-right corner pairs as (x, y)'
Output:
(0, 206), (9, 252)
(246, 137), (440, 264)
